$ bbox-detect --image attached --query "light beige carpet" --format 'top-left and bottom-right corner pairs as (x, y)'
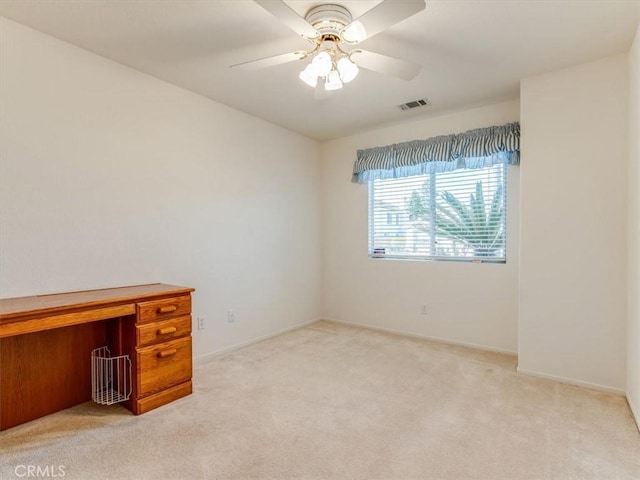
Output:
(1, 320), (638, 480)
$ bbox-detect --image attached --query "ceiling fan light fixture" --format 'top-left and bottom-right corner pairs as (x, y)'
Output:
(337, 56), (358, 83)
(243, 1), (426, 92)
(325, 69), (343, 90)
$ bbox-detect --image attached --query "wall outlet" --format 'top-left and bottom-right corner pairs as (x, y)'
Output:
(197, 317), (205, 330)
(227, 310), (236, 323)
(420, 304), (429, 315)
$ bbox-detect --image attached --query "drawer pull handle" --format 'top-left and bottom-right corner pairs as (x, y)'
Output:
(158, 326), (177, 335)
(157, 305), (178, 314)
(157, 349), (177, 359)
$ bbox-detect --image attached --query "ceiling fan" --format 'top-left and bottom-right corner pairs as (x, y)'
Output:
(231, 0), (426, 92)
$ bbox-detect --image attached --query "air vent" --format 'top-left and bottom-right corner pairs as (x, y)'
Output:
(398, 98), (431, 111)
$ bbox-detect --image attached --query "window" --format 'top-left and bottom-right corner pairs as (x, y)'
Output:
(368, 164), (507, 262)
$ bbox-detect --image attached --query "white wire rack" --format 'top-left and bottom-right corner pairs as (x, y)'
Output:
(91, 346), (132, 405)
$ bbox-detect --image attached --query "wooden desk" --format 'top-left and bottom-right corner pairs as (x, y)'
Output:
(0, 283), (195, 430)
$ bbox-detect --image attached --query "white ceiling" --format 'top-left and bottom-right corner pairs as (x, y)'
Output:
(1, 0), (638, 140)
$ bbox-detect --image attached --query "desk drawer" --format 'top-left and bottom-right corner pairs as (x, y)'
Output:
(137, 337), (192, 397)
(137, 315), (191, 347)
(137, 295), (191, 324)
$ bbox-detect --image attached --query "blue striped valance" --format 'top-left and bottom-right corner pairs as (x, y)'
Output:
(352, 122), (520, 183)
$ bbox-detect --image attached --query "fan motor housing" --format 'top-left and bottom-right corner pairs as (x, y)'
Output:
(305, 4), (352, 35)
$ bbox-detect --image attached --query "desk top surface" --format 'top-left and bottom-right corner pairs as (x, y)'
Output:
(0, 283), (194, 322)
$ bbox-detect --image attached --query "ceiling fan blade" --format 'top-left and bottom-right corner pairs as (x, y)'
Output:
(351, 50), (421, 81)
(254, 0), (320, 39)
(230, 50), (306, 71)
(342, 0), (426, 44)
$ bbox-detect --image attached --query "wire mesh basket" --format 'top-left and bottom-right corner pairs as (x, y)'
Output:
(91, 346), (132, 405)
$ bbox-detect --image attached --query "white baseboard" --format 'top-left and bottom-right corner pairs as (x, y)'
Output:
(627, 394), (640, 432)
(322, 317), (518, 356)
(516, 367), (626, 396)
(193, 318), (320, 364)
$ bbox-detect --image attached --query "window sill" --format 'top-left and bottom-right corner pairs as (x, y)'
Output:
(368, 255), (506, 264)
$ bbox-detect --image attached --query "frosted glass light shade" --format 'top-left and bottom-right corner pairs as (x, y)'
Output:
(337, 57), (359, 83)
(299, 64), (318, 88)
(312, 51), (332, 77)
(325, 69), (343, 90)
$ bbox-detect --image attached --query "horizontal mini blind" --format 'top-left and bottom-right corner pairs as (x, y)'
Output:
(369, 163), (507, 262)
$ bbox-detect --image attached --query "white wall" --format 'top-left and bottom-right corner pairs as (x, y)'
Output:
(628, 24), (640, 428)
(519, 55), (629, 392)
(0, 18), (322, 359)
(321, 101), (520, 353)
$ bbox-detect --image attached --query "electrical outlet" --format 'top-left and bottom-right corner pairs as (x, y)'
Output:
(197, 317), (205, 330)
(227, 310), (236, 323)
(420, 304), (429, 315)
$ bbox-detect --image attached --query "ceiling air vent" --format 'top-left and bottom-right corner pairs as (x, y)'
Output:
(398, 98), (431, 111)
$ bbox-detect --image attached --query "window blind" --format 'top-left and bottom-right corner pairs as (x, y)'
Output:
(369, 163), (507, 262)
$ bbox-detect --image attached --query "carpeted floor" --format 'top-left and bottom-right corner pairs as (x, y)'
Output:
(1, 320), (639, 480)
